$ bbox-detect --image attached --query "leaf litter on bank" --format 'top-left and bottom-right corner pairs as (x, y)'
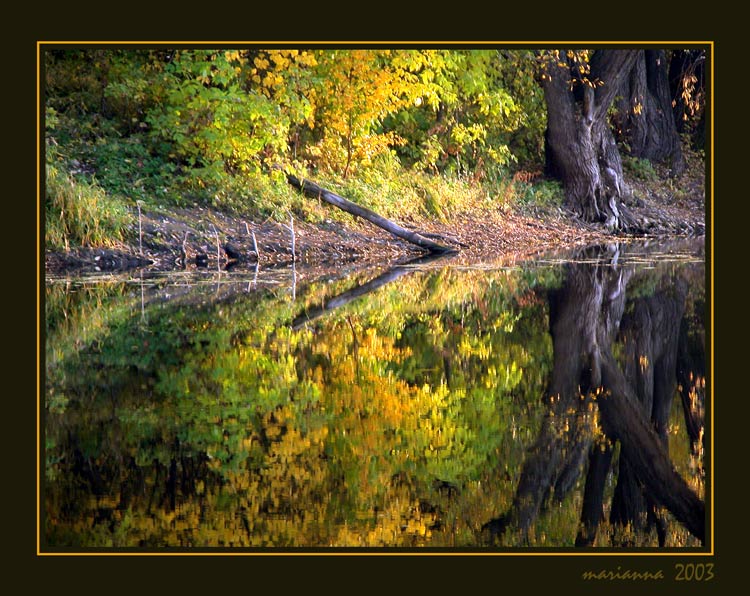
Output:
(44, 185), (705, 277)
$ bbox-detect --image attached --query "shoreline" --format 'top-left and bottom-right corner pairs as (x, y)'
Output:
(44, 194), (706, 278)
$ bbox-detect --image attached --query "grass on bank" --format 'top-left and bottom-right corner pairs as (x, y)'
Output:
(44, 147), (566, 251)
(45, 141), (704, 253)
(45, 163), (133, 251)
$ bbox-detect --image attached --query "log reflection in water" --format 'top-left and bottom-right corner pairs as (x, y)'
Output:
(291, 253), (453, 330)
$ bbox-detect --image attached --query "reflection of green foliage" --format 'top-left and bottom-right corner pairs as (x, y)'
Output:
(44, 260), (704, 548)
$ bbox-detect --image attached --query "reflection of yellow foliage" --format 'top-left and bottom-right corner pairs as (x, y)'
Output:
(46, 263), (704, 549)
(333, 484), (436, 547)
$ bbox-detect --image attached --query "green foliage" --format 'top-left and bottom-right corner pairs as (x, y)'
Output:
(146, 51), (289, 186)
(516, 179), (565, 207)
(384, 50), (529, 176)
(43, 47), (553, 234)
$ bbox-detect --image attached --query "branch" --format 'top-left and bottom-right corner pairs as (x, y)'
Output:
(591, 50), (639, 120)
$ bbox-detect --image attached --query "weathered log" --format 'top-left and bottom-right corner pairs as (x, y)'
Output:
(284, 172), (458, 255)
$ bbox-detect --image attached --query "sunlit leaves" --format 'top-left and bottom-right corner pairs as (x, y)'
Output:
(45, 47), (555, 214)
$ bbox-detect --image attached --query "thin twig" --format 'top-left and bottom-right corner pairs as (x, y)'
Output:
(282, 212), (296, 262)
(136, 201), (143, 256)
(209, 223), (220, 271)
(289, 213), (296, 262)
(244, 220), (260, 262)
(291, 261), (297, 301)
(251, 231), (260, 262)
(180, 230), (189, 267)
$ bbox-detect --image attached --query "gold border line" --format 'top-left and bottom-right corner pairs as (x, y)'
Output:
(712, 39), (715, 551)
(38, 40), (714, 46)
(37, 40), (42, 557)
(37, 41), (714, 557)
(38, 550), (710, 556)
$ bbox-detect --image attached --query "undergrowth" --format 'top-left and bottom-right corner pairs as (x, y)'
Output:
(44, 147), (561, 250)
(45, 160), (133, 251)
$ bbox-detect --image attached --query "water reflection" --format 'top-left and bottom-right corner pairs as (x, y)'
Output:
(43, 240), (706, 549)
(482, 243), (705, 547)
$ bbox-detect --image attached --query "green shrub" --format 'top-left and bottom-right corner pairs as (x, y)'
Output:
(622, 155), (658, 181)
(515, 179), (564, 207)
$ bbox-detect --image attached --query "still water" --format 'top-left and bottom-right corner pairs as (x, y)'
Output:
(43, 239), (707, 549)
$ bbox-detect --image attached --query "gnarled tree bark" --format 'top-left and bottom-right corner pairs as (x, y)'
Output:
(614, 50), (685, 175)
(542, 50), (639, 230)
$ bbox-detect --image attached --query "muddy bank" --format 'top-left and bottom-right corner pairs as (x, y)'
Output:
(44, 187), (706, 277)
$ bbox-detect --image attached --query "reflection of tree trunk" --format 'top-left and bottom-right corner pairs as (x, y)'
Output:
(576, 442), (613, 547)
(677, 313), (706, 456)
(650, 280), (688, 443)
(609, 452), (649, 541)
(483, 245), (705, 546)
(484, 247), (628, 542)
(611, 276), (688, 543)
(598, 350), (705, 543)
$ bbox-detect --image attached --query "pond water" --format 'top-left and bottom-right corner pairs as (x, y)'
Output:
(43, 238), (707, 550)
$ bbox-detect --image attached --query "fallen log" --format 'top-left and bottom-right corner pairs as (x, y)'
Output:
(284, 172), (458, 255)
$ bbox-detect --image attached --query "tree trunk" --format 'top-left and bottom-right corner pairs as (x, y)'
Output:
(669, 49), (707, 149)
(542, 50), (638, 230)
(616, 50), (685, 175)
